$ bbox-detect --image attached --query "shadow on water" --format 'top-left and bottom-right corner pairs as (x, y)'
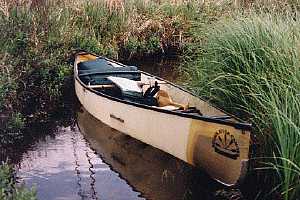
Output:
(13, 58), (243, 200)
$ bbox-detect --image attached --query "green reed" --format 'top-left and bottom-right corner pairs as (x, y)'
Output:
(185, 13), (300, 199)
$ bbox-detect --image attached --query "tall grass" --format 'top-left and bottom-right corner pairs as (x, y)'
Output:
(0, 1), (201, 127)
(0, 0), (206, 158)
(185, 13), (300, 199)
(0, 0), (199, 112)
(0, 0), (199, 59)
(0, 0), (205, 126)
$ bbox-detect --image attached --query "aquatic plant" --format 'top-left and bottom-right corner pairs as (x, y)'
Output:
(0, 163), (37, 200)
(184, 13), (300, 199)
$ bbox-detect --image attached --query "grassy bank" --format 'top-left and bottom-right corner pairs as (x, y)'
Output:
(0, 1), (206, 195)
(0, 0), (205, 158)
(0, 0), (200, 60)
(184, 12), (300, 199)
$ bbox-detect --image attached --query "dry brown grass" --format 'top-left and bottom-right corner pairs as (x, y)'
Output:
(106, 0), (124, 12)
(0, 0), (9, 17)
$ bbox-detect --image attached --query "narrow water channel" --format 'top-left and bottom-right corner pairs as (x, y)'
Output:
(16, 124), (143, 200)
(14, 59), (228, 200)
(16, 107), (219, 200)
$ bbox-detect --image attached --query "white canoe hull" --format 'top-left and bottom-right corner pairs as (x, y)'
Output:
(74, 52), (251, 186)
(75, 78), (250, 186)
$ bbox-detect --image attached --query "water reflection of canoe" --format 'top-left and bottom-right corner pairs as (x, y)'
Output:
(77, 107), (215, 200)
(74, 51), (252, 186)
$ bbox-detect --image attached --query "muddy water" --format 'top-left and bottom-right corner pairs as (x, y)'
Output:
(14, 60), (226, 200)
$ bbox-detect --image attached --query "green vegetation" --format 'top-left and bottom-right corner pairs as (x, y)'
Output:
(0, 163), (36, 200)
(0, 1), (203, 194)
(184, 13), (300, 199)
(1, 0), (198, 59)
(0, 0), (202, 149)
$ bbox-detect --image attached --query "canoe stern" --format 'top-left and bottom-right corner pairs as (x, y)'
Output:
(187, 119), (251, 186)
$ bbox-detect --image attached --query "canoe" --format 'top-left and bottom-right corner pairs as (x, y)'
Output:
(74, 51), (252, 186)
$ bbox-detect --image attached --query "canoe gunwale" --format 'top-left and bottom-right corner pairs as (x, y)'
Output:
(75, 76), (251, 131)
(74, 51), (252, 131)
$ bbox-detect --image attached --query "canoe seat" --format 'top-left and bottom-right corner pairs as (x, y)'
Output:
(106, 76), (159, 106)
(78, 58), (137, 72)
(78, 58), (141, 85)
(107, 76), (143, 98)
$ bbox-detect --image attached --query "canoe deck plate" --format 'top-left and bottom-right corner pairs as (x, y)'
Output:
(212, 129), (240, 159)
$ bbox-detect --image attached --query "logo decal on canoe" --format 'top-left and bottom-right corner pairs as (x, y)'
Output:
(212, 129), (240, 159)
